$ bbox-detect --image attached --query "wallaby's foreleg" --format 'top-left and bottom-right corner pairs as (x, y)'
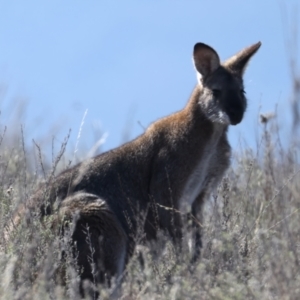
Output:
(190, 191), (205, 264)
(159, 204), (183, 255)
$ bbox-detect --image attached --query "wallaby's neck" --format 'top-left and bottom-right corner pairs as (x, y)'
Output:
(185, 84), (203, 112)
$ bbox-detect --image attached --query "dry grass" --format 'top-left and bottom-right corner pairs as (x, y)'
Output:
(1, 104), (300, 300)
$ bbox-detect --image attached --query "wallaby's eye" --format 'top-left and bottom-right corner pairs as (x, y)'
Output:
(212, 89), (221, 97)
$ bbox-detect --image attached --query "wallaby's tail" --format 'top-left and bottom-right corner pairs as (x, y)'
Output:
(58, 192), (127, 296)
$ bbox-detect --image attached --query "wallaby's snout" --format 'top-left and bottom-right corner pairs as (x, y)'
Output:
(227, 107), (244, 125)
(222, 90), (247, 125)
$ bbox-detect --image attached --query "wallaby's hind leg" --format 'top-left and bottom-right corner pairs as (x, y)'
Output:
(59, 192), (127, 297)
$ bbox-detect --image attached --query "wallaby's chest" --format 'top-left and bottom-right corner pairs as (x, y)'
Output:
(178, 128), (227, 213)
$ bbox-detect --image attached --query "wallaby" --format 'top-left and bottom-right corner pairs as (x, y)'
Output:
(7, 41), (261, 296)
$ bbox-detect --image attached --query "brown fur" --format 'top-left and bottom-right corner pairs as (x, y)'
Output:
(6, 41), (261, 295)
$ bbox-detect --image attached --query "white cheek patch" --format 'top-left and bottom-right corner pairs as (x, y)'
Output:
(218, 110), (230, 125)
(198, 95), (230, 125)
(196, 72), (203, 84)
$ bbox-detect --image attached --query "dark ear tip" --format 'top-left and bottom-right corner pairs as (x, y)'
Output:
(193, 42), (216, 55)
(194, 42), (207, 48)
(253, 41), (262, 51)
(194, 43), (207, 52)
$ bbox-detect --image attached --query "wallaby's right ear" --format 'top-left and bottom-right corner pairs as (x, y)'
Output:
(193, 43), (220, 79)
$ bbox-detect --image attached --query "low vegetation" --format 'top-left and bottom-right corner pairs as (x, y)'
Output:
(0, 104), (299, 300)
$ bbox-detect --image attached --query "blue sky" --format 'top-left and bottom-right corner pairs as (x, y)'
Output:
(0, 1), (299, 158)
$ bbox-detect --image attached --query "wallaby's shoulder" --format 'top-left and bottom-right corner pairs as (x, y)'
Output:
(146, 86), (215, 144)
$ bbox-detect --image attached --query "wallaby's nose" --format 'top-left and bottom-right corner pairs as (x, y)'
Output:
(227, 107), (244, 125)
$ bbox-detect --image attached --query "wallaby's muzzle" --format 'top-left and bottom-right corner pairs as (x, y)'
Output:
(227, 107), (244, 125)
(222, 92), (246, 126)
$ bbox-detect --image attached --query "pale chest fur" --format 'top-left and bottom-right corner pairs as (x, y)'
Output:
(179, 124), (229, 213)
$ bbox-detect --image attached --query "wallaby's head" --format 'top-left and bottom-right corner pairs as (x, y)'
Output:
(193, 42), (261, 125)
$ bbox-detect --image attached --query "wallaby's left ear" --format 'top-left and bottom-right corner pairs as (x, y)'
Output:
(193, 43), (220, 78)
(224, 41), (261, 76)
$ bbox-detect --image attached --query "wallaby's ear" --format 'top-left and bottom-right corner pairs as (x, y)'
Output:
(224, 41), (261, 76)
(193, 43), (220, 78)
